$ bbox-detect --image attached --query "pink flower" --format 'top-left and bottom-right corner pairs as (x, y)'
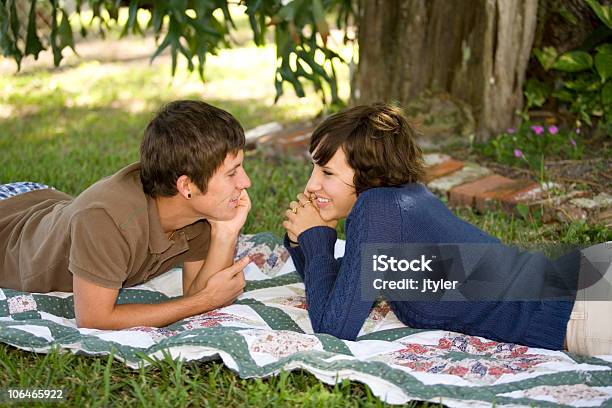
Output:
(575, 128), (581, 134)
(548, 125), (558, 135)
(514, 149), (523, 158)
(531, 125), (544, 135)
(507, 128), (516, 134)
(570, 139), (577, 148)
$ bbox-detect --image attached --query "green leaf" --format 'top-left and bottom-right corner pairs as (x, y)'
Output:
(248, 12), (262, 45)
(558, 6), (578, 25)
(552, 51), (593, 72)
(216, 0), (235, 29)
(25, 0), (44, 59)
(274, 72), (284, 103)
(595, 45), (612, 82)
(602, 81), (612, 115)
(597, 43), (612, 54)
(49, 2), (62, 66)
(516, 203), (530, 221)
(533, 47), (558, 71)
(244, 0), (264, 45)
(275, 0), (303, 22)
(58, 9), (75, 51)
(8, 0), (19, 41)
(564, 76), (602, 92)
(552, 89), (574, 102)
(150, 31), (174, 63)
(151, 2), (167, 32)
(0, 1), (22, 69)
(524, 78), (550, 108)
(121, 0), (139, 38)
(107, 5), (119, 21)
(585, 0), (612, 29)
(311, 0), (329, 42)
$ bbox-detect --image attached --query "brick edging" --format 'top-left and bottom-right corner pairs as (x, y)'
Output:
(248, 123), (612, 227)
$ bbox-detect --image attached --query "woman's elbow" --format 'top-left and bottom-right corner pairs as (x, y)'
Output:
(312, 321), (358, 341)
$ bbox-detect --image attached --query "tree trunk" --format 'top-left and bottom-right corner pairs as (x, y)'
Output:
(351, 0), (538, 141)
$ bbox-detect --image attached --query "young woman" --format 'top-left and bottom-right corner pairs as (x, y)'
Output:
(282, 103), (611, 356)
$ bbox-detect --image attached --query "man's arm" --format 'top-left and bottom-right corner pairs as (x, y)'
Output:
(73, 257), (249, 330)
(182, 228), (241, 296)
(182, 259), (204, 295)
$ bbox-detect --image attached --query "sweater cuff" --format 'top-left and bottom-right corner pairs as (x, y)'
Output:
(521, 300), (574, 350)
(283, 233), (304, 261)
(283, 233), (298, 248)
(298, 226), (337, 258)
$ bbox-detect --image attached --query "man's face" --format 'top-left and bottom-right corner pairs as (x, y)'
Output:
(191, 150), (251, 221)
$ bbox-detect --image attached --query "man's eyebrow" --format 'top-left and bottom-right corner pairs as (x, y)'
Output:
(225, 163), (242, 174)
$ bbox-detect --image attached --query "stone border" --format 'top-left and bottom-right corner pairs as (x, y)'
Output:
(247, 124), (612, 227)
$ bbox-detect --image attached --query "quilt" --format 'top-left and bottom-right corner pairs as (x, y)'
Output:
(1, 233), (611, 407)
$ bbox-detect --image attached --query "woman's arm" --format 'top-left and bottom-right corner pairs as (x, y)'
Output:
(283, 233), (307, 280)
(296, 190), (402, 340)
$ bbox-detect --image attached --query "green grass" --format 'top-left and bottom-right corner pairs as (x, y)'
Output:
(0, 346), (407, 407)
(0, 27), (609, 407)
(0, 33), (406, 407)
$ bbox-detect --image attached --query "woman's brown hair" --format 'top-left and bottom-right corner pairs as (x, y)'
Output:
(309, 103), (425, 194)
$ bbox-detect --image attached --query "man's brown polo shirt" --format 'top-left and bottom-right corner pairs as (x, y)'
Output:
(0, 163), (211, 292)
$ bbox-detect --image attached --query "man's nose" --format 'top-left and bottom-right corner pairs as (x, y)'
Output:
(239, 168), (252, 189)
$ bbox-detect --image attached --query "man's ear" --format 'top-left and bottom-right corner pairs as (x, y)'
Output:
(176, 175), (192, 199)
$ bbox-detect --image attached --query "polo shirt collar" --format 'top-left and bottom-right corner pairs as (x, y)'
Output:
(146, 195), (210, 254)
(147, 195), (173, 254)
(182, 219), (209, 240)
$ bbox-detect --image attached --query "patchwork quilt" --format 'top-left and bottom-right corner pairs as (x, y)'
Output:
(1, 233), (611, 407)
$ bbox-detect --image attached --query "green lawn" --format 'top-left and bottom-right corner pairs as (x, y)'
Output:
(1, 26), (609, 407)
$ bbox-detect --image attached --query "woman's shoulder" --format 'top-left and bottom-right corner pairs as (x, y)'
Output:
(347, 184), (437, 226)
(355, 183), (434, 210)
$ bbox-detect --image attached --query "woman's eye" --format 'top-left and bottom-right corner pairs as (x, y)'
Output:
(323, 171), (332, 176)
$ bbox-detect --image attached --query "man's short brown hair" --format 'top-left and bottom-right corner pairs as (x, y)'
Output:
(140, 100), (245, 197)
(309, 103), (425, 195)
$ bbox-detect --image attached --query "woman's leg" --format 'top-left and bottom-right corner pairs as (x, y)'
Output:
(0, 182), (53, 200)
(566, 242), (612, 356)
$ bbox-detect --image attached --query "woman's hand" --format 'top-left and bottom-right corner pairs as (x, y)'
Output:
(283, 193), (337, 242)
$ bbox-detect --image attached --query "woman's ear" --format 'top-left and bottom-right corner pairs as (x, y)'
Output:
(176, 175), (192, 199)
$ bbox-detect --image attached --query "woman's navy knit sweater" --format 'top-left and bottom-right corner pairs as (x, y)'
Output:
(284, 183), (576, 350)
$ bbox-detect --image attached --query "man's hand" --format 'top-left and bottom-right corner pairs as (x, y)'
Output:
(208, 189), (251, 236)
(72, 257), (249, 330)
(283, 193), (337, 241)
(195, 257), (248, 307)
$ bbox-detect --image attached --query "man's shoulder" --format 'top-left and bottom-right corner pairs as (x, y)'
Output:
(79, 162), (142, 198)
(69, 162), (149, 243)
(0, 188), (72, 210)
(72, 163), (146, 218)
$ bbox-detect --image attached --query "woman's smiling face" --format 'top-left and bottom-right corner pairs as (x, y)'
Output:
(305, 147), (357, 221)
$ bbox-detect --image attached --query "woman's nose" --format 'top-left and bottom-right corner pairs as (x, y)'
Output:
(305, 172), (321, 194)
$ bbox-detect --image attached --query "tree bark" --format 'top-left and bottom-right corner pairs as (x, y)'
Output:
(352, 0), (538, 141)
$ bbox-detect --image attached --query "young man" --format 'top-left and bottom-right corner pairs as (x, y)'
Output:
(0, 100), (252, 330)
